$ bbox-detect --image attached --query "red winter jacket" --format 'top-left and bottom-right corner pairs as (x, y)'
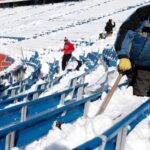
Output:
(62, 41), (75, 55)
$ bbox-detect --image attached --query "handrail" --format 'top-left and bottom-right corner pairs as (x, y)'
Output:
(74, 137), (102, 150)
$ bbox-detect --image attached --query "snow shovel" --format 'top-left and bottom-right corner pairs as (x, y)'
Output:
(96, 73), (123, 115)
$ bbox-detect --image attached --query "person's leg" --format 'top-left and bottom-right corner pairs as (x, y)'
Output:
(133, 69), (150, 96)
(76, 60), (82, 70)
(67, 54), (72, 62)
(62, 54), (72, 71)
(62, 55), (66, 71)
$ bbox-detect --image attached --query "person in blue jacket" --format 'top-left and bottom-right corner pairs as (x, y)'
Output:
(115, 4), (150, 96)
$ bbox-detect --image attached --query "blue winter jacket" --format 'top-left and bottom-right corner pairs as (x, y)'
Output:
(115, 5), (150, 67)
(117, 30), (150, 66)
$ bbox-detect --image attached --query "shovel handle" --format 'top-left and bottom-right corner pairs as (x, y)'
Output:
(96, 73), (123, 115)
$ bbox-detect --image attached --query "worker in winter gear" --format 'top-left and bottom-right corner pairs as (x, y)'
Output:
(61, 37), (75, 70)
(115, 4), (150, 96)
(105, 19), (115, 36)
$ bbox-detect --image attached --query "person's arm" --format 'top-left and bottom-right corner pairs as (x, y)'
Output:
(117, 30), (136, 58)
(61, 43), (67, 51)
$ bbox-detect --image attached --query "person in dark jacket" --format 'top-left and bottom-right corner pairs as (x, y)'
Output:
(105, 19), (116, 36)
(61, 37), (75, 71)
(115, 4), (150, 96)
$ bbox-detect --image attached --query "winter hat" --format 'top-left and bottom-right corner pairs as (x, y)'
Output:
(64, 37), (68, 42)
(109, 19), (112, 22)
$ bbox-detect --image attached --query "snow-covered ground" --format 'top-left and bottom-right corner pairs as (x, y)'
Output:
(0, 0), (150, 150)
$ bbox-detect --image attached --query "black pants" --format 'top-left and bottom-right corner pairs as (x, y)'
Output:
(62, 54), (72, 71)
(76, 60), (82, 70)
(127, 68), (150, 96)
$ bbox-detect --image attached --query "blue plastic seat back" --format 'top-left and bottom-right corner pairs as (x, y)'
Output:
(102, 47), (117, 67)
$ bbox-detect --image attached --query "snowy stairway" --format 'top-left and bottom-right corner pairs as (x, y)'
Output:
(75, 98), (150, 150)
(0, 92), (101, 150)
(0, 83), (88, 129)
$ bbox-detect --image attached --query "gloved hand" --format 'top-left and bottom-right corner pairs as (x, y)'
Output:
(118, 58), (132, 71)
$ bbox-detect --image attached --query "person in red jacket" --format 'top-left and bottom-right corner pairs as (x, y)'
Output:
(61, 37), (75, 70)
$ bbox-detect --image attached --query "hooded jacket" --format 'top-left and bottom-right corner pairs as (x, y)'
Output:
(115, 5), (150, 67)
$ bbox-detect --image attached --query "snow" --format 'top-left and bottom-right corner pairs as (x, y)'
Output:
(0, 0), (150, 149)
(125, 116), (150, 150)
